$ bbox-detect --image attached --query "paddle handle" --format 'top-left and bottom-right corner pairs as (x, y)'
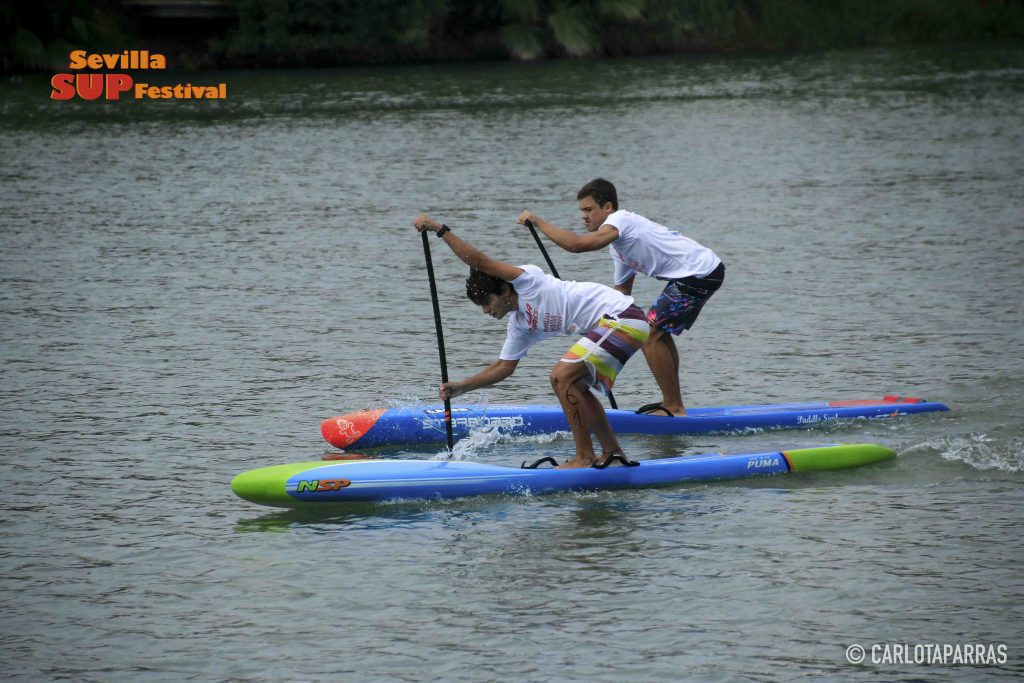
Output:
(523, 219), (618, 410)
(524, 219), (561, 279)
(421, 230), (454, 450)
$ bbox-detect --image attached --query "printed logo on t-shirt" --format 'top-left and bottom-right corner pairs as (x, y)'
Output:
(614, 249), (648, 275)
(543, 313), (563, 332)
(525, 303), (539, 331)
(625, 257), (647, 275)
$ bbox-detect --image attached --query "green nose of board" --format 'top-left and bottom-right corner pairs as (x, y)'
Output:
(231, 461), (323, 506)
(784, 444), (896, 471)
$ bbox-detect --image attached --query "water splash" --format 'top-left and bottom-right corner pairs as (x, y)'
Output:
(905, 433), (1024, 473)
(427, 426), (572, 461)
(431, 424), (506, 461)
(383, 393), (433, 409)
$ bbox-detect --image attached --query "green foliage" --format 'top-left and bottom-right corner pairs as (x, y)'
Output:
(644, 0), (741, 43)
(221, 0), (655, 62)
(3, 0), (1021, 71)
(0, 0), (125, 72)
(10, 26), (48, 70)
(496, 0), (647, 58)
(597, 0), (646, 21)
(500, 22), (546, 59)
(223, 0), (451, 59)
(213, 0), (1024, 66)
(750, 0), (1024, 49)
(547, 3), (600, 55)
(500, 0), (543, 21)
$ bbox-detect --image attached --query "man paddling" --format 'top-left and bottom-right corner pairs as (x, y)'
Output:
(413, 214), (650, 469)
(518, 179), (724, 417)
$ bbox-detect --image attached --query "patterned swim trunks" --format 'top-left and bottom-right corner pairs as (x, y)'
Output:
(647, 262), (725, 335)
(561, 305), (650, 395)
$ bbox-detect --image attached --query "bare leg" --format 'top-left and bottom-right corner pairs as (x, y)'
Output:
(642, 326), (686, 416)
(585, 388), (637, 466)
(581, 388), (620, 455)
(550, 362), (604, 468)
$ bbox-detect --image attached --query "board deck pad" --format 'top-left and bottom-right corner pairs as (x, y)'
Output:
(320, 395), (948, 449)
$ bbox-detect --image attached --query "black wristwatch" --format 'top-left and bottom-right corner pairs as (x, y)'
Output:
(436, 224), (451, 238)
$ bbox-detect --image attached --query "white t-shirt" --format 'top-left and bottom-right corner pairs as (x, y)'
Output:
(499, 265), (634, 361)
(604, 210), (721, 285)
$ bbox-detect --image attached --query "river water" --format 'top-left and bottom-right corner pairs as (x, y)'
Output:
(1, 42), (1022, 681)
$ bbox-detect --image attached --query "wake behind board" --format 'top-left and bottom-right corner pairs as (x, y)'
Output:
(232, 443), (896, 507)
(321, 395), (948, 450)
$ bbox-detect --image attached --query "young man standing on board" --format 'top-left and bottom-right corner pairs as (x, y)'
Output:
(413, 213), (650, 469)
(517, 179), (724, 417)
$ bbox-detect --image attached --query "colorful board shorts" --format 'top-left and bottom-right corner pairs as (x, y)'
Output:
(561, 305), (650, 396)
(648, 262), (725, 335)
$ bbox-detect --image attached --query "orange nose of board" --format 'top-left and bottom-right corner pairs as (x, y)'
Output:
(320, 409), (386, 449)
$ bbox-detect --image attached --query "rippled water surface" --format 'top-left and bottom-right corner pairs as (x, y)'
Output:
(1, 42), (1023, 681)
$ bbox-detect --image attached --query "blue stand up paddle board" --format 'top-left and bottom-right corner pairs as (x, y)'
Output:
(321, 395), (948, 449)
(232, 443), (896, 507)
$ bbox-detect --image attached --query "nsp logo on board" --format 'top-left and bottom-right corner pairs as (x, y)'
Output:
(293, 479), (351, 493)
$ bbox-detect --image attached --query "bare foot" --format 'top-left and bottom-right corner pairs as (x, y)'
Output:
(638, 403), (683, 417)
(595, 449), (634, 468)
(556, 455), (598, 469)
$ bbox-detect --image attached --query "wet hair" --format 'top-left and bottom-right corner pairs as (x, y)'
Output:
(577, 178), (618, 211)
(466, 268), (512, 306)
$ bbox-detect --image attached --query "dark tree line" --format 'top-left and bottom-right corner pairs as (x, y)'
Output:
(4, 0), (1023, 72)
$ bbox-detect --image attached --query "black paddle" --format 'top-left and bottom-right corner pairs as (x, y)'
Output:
(524, 218), (562, 280)
(524, 218), (619, 411)
(421, 230), (454, 451)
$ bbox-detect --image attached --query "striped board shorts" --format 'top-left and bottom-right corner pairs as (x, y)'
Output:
(561, 305), (650, 396)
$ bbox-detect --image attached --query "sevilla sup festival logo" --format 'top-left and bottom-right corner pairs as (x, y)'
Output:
(51, 50), (227, 101)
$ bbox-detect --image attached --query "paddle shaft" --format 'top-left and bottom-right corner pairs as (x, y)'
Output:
(524, 219), (619, 410)
(524, 218), (561, 279)
(420, 231), (454, 450)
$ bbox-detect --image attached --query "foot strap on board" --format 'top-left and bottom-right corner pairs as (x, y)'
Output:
(521, 456), (561, 469)
(635, 402), (674, 417)
(592, 453), (639, 469)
